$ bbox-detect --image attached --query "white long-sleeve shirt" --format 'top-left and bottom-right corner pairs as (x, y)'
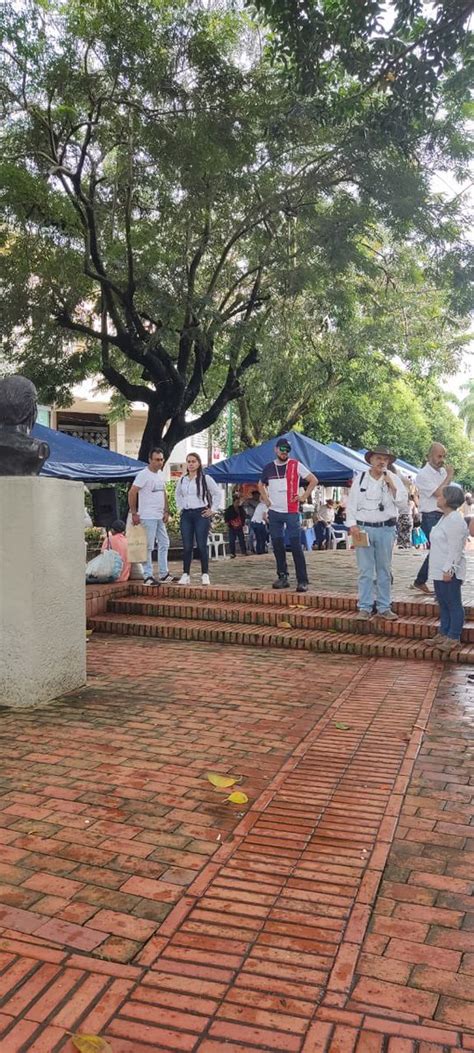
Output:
(345, 469), (407, 528)
(428, 511), (467, 581)
(175, 473), (221, 512)
(415, 462), (447, 513)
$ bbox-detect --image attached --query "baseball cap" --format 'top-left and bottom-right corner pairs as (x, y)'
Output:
(276, 437), (292, 451)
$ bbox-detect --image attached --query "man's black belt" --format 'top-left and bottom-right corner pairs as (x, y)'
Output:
(356, 518), (397, 528)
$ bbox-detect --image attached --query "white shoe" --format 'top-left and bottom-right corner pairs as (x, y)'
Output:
(201, 574), (210, 586)
(178, 573), (190, 585)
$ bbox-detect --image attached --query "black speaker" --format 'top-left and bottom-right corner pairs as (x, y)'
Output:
(92, 487), (119, 528)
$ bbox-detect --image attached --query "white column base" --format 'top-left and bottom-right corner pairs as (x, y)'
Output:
(0, 477), (86, 708)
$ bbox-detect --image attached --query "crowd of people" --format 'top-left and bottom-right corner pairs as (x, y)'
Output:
(86, 437), (473, 653)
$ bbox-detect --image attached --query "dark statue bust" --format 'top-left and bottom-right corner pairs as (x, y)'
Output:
(0, 375), (50, 476)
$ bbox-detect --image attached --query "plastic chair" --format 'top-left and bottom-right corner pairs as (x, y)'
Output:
(208, 531), (227, 559)
(329, 527), (352, 550)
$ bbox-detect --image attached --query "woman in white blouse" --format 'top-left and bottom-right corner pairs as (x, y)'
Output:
(175, 453), (221, 585)
(429, 484), (468, 654)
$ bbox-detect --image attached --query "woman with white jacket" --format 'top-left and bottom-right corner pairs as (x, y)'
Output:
(175, 452), (221, 585)
(429, 483), (468, 654)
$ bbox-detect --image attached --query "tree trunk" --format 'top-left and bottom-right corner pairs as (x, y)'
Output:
(138, 408), (174, 462)
(238, 397), (258, 447)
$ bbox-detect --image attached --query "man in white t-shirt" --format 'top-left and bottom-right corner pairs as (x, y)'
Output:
(259, 437), (317, 591)
(128, 448), (172, 585)
(411, 442), (453, 596)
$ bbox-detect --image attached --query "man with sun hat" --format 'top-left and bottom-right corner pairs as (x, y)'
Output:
(345, 444), (407, 620)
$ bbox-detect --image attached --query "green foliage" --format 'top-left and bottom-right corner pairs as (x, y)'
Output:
(237, 236), (472, 447)
(165, 480), (180, 534)
(459, 380), (474, 439)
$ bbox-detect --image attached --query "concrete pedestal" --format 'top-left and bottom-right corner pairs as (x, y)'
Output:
(0, 478), (86, 707)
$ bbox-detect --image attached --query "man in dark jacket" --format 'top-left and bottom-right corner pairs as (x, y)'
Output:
(224, 495), (247, 557)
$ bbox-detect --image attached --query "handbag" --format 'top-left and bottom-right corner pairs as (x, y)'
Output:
(126, 523), (148, 562)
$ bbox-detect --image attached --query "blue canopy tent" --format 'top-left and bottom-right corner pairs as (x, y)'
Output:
(395, 456), (420, 476)
(332, 442), (419, 477)
(328, 441), (366, 467)
(32, 423), (146, 481)
(206, 431), (366, 485)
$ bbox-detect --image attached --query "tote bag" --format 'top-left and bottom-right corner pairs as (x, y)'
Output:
(126, 523), (147, 562)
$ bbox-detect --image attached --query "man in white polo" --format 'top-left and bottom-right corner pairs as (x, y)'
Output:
(128, 447), (173, 585)
(411, 442), (453, 596)
(346, 445), (406, 620)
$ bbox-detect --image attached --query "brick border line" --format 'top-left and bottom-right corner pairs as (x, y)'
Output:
(321, 666), (443, 1006)
(303, 1009), (474, 1053)
(135, 657), (375, 967)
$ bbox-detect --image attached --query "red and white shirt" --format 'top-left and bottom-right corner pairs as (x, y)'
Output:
(260, 459), (310, 514)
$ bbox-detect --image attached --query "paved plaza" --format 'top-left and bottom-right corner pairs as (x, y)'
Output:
(0, 549), (473, 1051)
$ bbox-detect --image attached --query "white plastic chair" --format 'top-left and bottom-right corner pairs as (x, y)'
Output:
(329, 527), (352, 550)
(208, 531), (227, 559)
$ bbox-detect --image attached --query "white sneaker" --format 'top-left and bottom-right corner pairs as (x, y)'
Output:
(201, 574), (210, 586)
(178, 573), (190, 585)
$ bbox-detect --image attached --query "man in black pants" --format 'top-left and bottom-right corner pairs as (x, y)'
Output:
(259, 438), (317, 592)
(224, 495), (247, 558)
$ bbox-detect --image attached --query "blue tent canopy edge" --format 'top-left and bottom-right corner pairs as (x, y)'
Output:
(206, 431), (367, 485)
(33, 423), (146, 481)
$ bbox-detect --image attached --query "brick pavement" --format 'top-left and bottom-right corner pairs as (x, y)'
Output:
(0, 638), (472, 1051)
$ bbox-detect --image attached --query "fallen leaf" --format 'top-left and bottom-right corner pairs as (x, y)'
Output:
(227, 791), (249, 804)
(277, 621), (292, 629)
(86, 629), (94, 637)
(71, 1035), (113, 1053)
(207, 772), (237, 789)
(334, 722), (351, 730)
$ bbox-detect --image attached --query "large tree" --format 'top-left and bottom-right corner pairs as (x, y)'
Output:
(236, 238), (473, 444)
(1, 0), (472, 458)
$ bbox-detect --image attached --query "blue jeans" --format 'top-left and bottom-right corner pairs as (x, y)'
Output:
(253, 522), (268, 554)
(355, 524), (396, 613)
(415, 511), (443, 585)
(433, 577), (464, 640)
(141, 518), (170, 579)
(268, 510), (308, 584)
(180, 508), (210, 574)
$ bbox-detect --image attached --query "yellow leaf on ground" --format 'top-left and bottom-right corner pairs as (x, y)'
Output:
(227, 791), (249, 804)
(334, 722), (351, 730)
(85, 629), (94, 637)
(206, 772), (237, 788)
(71, 1035), (113, 1053)
(277, 621), (292, 629)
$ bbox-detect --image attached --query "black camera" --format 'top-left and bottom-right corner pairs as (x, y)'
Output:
(378, 502), (385, 512)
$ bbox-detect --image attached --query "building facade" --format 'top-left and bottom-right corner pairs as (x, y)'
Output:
(47, 383), (223, 479)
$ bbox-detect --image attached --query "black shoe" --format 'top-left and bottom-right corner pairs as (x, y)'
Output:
(230, 554), (236, 559)
(273, 575), (290, 589)
(296, 583), (308, 593)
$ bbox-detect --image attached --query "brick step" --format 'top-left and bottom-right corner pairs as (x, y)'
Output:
(88, 612), (474, 663)
(107, 595), (474, 644)
(130, 582), (474, 620)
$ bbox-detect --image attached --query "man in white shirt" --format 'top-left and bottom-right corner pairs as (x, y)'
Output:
(128, 448), (172, 585)
(315, 498), (336, 548)
(411, 442), (453, 596)
(346, 445), (407, 620)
